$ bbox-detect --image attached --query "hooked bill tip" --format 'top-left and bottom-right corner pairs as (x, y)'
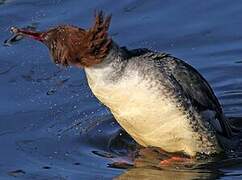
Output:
(9, 26), (44, 42)
(10, 26), (20, 34)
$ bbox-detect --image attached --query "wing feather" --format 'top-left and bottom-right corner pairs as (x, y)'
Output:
(163, 56), (232, 137)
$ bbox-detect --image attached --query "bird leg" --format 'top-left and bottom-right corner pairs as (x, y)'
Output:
(108, 157), (134, 169)
(159, 156), (192, 166)
(133, 147), (193, 168)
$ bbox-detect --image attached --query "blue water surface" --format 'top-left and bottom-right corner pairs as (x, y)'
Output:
(1, 0), (242, 179)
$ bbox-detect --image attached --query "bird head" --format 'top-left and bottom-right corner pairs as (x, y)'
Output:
(11, 11), (112, 68)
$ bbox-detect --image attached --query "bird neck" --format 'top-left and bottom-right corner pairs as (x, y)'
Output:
(84, 41), (128, 84)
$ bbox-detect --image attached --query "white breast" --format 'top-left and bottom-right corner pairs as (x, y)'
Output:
(85, 68), (203, 156)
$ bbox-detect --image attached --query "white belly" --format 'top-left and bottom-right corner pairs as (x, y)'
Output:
(85, 71), (202, 156)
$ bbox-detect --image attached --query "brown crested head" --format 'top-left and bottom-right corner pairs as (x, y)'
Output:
(11, 11), (112, 68)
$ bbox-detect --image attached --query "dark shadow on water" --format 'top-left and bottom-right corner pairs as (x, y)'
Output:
(0, 0), (7, 5)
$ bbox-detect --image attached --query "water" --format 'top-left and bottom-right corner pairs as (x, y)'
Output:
(1, 0), (242, 179)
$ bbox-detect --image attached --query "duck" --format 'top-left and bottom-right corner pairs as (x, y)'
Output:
(10, 11), (241, 165)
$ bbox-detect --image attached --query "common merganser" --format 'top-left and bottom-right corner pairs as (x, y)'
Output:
(10, 11), (241, 163)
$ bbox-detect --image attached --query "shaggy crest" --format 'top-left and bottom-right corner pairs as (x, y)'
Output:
(77, 11), (112, 67)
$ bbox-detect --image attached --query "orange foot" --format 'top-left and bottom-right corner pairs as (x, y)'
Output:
(160, 156), (192, 166)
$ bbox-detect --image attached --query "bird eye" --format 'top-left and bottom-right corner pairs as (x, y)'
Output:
(43, 34), (49, 41)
